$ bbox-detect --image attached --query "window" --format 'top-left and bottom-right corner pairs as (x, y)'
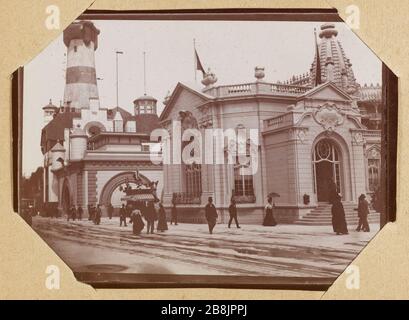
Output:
(233, 140), (254, 198)
(185, 163), (202, 197)
(368, 160), (380, 191)
(114, 120), (123, 132)
(367, 148), (381, 192)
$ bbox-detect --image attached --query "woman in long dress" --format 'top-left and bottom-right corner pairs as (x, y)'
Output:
(157, 203), (168, 232)
(331, 194), (349, 235)
(263, 197), (277, 226)
(130, 207), (145, 235)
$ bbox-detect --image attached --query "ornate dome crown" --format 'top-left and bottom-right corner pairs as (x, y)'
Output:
(310, 23), (359, 94)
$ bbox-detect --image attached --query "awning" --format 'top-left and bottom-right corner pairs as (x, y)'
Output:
(121, 194), (157, 202)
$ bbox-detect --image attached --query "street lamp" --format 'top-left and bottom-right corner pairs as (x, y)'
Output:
(115, 51), (124, 108)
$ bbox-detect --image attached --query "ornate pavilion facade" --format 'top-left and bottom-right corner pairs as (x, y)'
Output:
(159, 23), (382, 223)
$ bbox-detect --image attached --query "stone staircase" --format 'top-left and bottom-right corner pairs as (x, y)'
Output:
(295, 202), (380, 226)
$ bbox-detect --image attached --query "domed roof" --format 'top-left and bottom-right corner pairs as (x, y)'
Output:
(310, 23), (359, 94)
(42, 99), (58, 110)
(134, 94), (157, 103)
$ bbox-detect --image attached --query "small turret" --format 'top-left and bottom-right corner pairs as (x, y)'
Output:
(70, 125), (88, 160)
(42, 99), (58, 126)
(133, 94), (157, 115)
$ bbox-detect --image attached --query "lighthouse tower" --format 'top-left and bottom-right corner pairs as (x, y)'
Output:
(63, 20), (100, 110)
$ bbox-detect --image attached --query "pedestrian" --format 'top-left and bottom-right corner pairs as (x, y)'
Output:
(72, 206), (77, 221)
(88, 204), (94, 221)
(205, 197), (218, 234)
(171, 202), (178, 225)
(67, 205), (76, 221)
(157, 203), (168, 232)
(263, 197), (277, 226)
(129, 206), (145, 235)
(77, 206), (83, 220)
(119, 204), (127, 227)
(331, 194), (349, 235)
(94, 204), (102, 225)
(356, 194), (370, 232)
(144, 202), (157, 234)
(108, 203), (114, 220)
(228, 199), (241, 228)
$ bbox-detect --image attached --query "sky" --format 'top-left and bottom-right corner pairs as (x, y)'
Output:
(23, 20), (382, 176)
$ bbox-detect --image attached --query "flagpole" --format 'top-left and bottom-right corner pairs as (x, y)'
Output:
(193, 38), (196, 82)
(143, 51), (146, 95)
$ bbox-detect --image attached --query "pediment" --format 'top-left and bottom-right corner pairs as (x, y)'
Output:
(160, 82), (213, 121)
(299, 81), (353, 102)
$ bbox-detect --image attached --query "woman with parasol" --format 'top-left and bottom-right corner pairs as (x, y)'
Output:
(263, 193), (278, 226)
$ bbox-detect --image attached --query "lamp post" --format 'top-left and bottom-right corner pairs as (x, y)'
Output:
(115, 51), (124, 108)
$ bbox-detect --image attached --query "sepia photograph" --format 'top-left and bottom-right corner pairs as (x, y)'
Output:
(17, 13), (388, 288)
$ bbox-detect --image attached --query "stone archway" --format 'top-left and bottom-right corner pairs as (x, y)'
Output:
(98, 171), (152, 206)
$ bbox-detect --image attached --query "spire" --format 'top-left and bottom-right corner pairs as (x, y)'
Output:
(314, 28), (322, 87)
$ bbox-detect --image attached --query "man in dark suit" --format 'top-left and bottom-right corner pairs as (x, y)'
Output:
(107, 203), (114, 220)
(205, 197), (218, 234)
(119, 204), (127, 227)
(228, 199), (240, 228)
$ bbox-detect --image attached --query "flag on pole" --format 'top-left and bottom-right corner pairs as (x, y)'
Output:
(314, 28), (322, 87)
(194, 48), (206, 77)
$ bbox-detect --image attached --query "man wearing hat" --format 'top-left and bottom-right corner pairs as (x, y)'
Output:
(356, 194), (370, 232)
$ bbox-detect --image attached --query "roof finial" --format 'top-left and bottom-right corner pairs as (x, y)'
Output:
(314, 28), (322, 87)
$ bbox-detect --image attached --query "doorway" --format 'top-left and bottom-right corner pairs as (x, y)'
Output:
(313, 139), (342, 202)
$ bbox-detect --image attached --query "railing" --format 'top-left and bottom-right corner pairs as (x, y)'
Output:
(172, 192), (202, 205)
(265, 112), (295, 130)
(204, 82), (311, 98)
(227, 84), (252, 94)
(271, 83), (312, 94)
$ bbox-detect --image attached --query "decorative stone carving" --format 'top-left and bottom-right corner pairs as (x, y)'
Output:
(178, 110), (198, 130)
(201, 68), (218, 87)
(297, 128), (307, 143)
(254, 66), (265, 81)
(366, 146), (381, 159)
(354, 132), (365, 144)
(313, 103), (344, 132)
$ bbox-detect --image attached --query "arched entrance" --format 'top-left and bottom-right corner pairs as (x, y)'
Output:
(313, 139), (343, 202)
(99, 171), (152, 206)
(61, 178), (71, 215)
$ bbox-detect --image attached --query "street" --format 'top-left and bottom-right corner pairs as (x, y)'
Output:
(32, 216), (379, 279)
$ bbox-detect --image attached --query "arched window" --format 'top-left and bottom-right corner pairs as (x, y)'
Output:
(233, 139), (255, 201)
